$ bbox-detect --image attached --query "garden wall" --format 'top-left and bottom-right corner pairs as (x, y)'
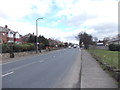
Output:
(2, 51), (36, 60)
(89, 46), (109, 50)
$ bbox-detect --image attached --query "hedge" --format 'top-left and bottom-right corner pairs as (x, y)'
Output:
(2, 43), (9, 53)
(2, 43), (36, 53)
(109, 44), (120, 51)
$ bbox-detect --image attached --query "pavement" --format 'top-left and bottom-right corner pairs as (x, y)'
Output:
(81, 49), (118, 88)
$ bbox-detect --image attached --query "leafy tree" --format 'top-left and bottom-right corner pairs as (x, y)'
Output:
(64, 42), (69, 47)
(38, 35), (49, 46)
(28, 35), (36, 43)
(28, 35), (49, 49)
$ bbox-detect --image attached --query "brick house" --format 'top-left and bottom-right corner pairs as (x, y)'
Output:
(0, 25), (22, 44)
(21, 33), (35, 43)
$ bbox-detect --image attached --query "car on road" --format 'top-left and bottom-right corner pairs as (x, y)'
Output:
(73, 45), (77, 48)
(68, 46), (71, 49)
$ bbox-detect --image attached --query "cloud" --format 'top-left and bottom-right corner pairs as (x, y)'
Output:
(0, 0), (53, 20)
(0, 0), (32, 19)
(0, 0), (118, 43)
(62, 0), (117, 24)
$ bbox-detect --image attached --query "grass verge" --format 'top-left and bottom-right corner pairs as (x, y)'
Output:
(88, 49), (118, 69)
(87, 49), (120, 87)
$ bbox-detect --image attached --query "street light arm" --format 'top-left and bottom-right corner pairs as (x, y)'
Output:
(36, 18), (43, 21)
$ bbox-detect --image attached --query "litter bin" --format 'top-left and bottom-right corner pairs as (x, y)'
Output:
(39, 49), (41, 53)
(10, 52), (14, 58)
(9, 43), (14, 58)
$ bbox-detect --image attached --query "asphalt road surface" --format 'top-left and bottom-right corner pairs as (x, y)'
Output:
(2, 48), (81, 88)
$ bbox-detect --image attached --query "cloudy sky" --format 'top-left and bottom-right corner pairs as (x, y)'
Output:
(0, 0), (118, 44)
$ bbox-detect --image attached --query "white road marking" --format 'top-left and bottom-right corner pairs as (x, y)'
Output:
(2, 71), (14, 77)
(2, 60), (45, 75)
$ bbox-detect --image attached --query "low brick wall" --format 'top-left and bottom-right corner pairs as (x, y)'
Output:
(89, 46), (109, 50)
(2, 51), (36, 60)
(1, 48), (64, 61)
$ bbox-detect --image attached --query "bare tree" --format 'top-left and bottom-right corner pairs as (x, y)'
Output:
(78, 32), (93, 49)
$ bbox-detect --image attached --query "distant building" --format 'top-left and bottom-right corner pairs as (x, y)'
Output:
(96, 40), (104, 46)
(48, 38), (63, 47)
(21, 33), (34, 43)
(0, 25), (22, 44)
(107, 35), (120, 45)
(48, 38), (58, 47)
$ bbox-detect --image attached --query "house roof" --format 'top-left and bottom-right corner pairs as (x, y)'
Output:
(0, 26), (14, 33)
(22, 33), (34, 38)
(0, 26), (22, 35)
(0, 26), (9, 32)
(108, 38), (119, 42)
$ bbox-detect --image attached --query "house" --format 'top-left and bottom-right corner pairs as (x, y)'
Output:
(14, 32), (22, 44)
(21, 33), (35, 43)
(107, 35), (120, 45)
(48, 38), (60, 47)
(0, 25), (22, 44)
(96, 40), (104, 46)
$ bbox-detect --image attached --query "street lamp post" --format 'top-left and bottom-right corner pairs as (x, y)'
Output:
(36, 18), (43, 54)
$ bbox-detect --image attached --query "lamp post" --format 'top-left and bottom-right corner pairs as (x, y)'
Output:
(36, 18), (43, 54)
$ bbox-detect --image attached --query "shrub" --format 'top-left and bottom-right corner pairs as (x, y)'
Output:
(14, 44), (22, 52)
(18, 43), (35, 52)
(2, 44), (9, 53)
(109, 44), (120, 51)
(2, 43), (36, 53)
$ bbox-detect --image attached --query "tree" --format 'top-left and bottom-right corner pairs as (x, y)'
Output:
(28, 35), (36, 43)
(78, 32), (93, 49)
(64, 42), (69, 47)
(38, 35), (49, 49)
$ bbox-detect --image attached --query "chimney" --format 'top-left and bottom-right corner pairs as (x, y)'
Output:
(5, 25), (8, 28)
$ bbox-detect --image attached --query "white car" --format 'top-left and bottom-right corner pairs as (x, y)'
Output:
(68, 46), (71, 49)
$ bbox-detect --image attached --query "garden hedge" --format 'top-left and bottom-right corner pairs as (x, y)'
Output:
(109, 44), (120, 51)
(2, 43), (36, 53)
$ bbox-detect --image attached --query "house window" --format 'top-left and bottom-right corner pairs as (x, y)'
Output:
(15, 33), (20, 38)
(8, 31), (13, 38)
(2, 33), (5, 35)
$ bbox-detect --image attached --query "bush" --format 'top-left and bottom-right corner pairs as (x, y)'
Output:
(14, 44), (22, 52)
(2, 44), (9, 53)
(2, 43), (36, 53)
(17, 43), (35, 52)
(26, 43), (35, 51)
(109, 44), (120, 51)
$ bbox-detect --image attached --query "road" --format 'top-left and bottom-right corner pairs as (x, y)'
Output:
(2, 48), (81, 88)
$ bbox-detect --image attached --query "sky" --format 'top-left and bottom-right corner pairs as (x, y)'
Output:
(0, 0), (118, 44)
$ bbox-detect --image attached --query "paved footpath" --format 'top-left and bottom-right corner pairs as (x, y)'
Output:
(81, 49), (118, 88)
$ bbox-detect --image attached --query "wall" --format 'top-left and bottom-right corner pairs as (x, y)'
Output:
(89, 45), (109, 50)
(2, 51), (36, 60)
